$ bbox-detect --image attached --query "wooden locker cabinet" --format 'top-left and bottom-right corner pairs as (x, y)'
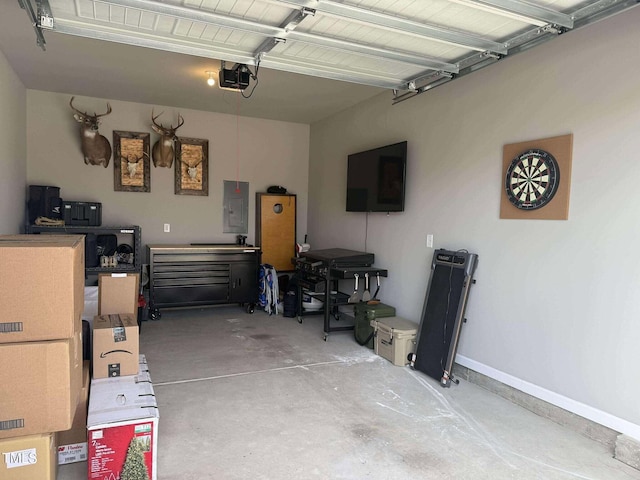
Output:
(256, 193), (296, 271)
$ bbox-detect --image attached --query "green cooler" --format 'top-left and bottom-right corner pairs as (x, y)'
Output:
(354, 302), (396, 348)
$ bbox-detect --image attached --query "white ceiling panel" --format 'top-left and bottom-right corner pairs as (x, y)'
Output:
(12, 0), (640, 104)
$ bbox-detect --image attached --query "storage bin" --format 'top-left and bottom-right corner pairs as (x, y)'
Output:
(62, 201), (102, 226)
(371, 316), (418, 366)
(27, 185), (61, 223)
(353, 302), (395, 348)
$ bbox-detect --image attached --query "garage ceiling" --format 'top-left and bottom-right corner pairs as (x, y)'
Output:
(9, 0), (639, 121)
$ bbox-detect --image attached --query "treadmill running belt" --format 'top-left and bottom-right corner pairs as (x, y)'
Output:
(413, 249), (478, 386)
(414, 267), (466, 381)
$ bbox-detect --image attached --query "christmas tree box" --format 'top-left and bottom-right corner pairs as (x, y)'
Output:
(139, 354), (148, 371)
(87, 371), (158, 480)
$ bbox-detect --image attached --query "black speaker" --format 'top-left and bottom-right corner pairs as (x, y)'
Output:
(27, 185), (61, 224)
(96, 234), (117, 256)
(413, 249), (478, 387)
(85, 233), (98, 268)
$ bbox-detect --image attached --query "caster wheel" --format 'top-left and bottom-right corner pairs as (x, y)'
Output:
(323, 334), (328, 341)
(246, 304), (255, 314)
(149, 309), (161, 321)
(297, 316), (303, 324)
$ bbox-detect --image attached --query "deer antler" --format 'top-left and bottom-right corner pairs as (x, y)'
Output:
(94, 103), (112, 118)
(175, 114), (185, 130)
(151, 110), (183, 131)
(181, 157), (203, 168)
(69, 96), (83, 115)
(151, 109), (164, 128)
(70, 97), (111, 118)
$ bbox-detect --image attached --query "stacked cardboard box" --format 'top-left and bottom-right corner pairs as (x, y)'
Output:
(57, 361), (91, 465)
(88, 355), (159, 480)
(93, 313), (140, 378)
(85, 274), (160, 479)
(0, 433), (57, 480)
(58, 272), (141, 468)
(0, 234), (85, 479)
(93, 272), (140, 379)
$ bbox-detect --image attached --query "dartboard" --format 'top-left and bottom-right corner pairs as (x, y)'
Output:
(505, 149), (559, 210)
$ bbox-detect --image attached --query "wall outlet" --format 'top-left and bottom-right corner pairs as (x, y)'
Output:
(164, 223), (170, 233)
(427, 234), (433, 248)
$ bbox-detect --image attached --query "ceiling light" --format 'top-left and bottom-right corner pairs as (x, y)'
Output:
(206, 71), (215, 87)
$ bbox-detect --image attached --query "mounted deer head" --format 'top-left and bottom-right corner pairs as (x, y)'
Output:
(69, 97), (112, 167)
(151, 110), (184, 168)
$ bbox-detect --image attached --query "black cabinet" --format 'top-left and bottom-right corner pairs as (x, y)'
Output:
(147, 244), (260, 317)
(230, 262), (258, 303)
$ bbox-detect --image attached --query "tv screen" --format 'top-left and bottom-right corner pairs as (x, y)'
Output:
(346, 141), (407, 212)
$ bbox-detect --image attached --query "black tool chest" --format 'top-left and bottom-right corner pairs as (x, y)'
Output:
(293, 248), (388, 340)
(146, 244), (260, 318)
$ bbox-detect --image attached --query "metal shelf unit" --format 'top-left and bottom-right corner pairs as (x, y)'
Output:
(26, 225), (142, 280)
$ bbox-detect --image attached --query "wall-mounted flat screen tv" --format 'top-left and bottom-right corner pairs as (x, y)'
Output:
(346, 141), (407, 212)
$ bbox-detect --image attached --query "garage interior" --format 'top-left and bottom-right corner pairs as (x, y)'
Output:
(1, 0), (640, 479)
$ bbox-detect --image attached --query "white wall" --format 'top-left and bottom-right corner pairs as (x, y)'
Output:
(26, 91), (310, 250)
(0, 48), (26, 234)
(308, 9), (640, 437)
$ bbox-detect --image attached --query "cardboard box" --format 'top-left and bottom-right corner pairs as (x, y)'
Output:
(57, 361), (91, 465)
(98, 273), (139, 316)
(0, 333), (82, 439)
(0, 234), (84, 343)
(371, 316), (419, 366)
(88, 371), (159, 480)
(138, 354), (149, 378)
(93, 314), (139, 378)
(0, 433), (57, 480)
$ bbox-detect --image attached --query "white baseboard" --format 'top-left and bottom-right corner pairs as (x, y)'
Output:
(455, 354), (640, 441)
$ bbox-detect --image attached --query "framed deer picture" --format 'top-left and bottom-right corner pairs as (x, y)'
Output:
(175, 137), (208, 196)
(113, 131), (151, 192)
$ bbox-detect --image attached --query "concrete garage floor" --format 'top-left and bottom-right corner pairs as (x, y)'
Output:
(59, 306), (640, 480)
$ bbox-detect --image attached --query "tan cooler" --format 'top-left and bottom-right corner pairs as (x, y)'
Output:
(371, 316), (418, 366)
